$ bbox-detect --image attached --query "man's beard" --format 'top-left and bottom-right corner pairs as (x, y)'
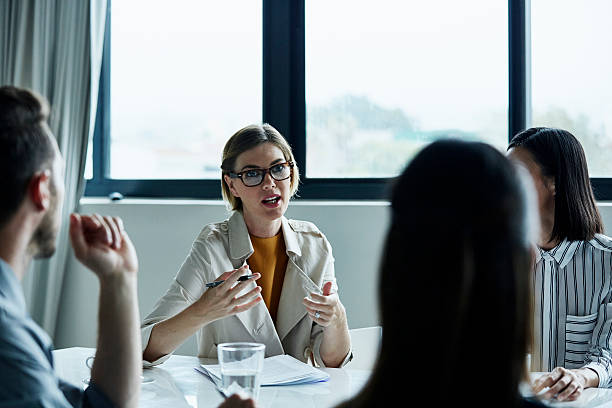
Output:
(31, 191), (59, 259)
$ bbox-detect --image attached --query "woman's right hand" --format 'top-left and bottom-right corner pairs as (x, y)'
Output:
(194, 265), (263, 324)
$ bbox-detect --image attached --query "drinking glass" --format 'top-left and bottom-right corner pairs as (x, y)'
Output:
(217, 343), (265, 400)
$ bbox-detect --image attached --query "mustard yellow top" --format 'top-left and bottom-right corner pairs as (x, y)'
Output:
(247, 232), (288, 323)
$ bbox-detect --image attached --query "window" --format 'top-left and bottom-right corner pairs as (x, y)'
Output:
(531, 0), (612, 177)
(86, 0), (612, 200)
(305, 0), (508, 178)
(110, 0), (261, 179)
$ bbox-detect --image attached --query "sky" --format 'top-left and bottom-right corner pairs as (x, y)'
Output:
(531, 0), (612, 134)
(306, 0), (509, 132)
(111, 0), (262, 141)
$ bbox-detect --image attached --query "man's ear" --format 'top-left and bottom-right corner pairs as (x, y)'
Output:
(29, 170), (52, 211)
(224, 174), (240, 198)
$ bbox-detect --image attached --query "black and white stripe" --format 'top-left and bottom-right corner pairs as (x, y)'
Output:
(531, 233), (612, 387)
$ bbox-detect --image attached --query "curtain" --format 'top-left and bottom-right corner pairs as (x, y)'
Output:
(0, 0), (107, 338)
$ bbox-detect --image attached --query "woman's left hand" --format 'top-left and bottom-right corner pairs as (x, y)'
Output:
(532, 367), (597, 402)
(303, 281), (346, 328)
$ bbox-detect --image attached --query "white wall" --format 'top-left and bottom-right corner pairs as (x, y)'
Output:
(54, 200), (612, 354)
(54, 199), (390, 355)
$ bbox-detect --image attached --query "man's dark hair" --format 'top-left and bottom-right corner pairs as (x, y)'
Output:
(0, 86), (55, 227)
(508, 127), (602, 242)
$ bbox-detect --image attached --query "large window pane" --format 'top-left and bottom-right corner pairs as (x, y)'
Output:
(110, 0), (262, 179)
(531, 0), (612, 177)
(305, 0), (508, 178)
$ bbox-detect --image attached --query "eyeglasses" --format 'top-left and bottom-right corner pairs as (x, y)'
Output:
(228, 161), (294, 187)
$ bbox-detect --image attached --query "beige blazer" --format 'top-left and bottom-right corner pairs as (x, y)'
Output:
(141, 211), (351, 367)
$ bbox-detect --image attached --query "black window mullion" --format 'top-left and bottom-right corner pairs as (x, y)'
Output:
(263, 0), (305, 171)
(508, 0), (528, 143)
(289, 0), (306, 173)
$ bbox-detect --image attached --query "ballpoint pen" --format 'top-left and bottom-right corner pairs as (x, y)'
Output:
(205, 274), (255, 288)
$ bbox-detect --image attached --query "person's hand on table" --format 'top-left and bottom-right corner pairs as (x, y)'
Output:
(532, 366), (599, 402)
(194, 265), (262, 324)
(218, 394), (256, 408)
(303, 281), (346, 328)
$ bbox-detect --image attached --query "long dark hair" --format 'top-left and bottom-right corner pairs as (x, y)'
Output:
(508, 127), (602, 242)
(342, 140), (534, 407)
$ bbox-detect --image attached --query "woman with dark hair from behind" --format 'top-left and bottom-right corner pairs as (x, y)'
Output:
(508, 127), (612, 402)
(337, 140), (544, 407)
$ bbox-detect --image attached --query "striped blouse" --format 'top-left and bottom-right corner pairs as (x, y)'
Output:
(532, 233), (612, 387)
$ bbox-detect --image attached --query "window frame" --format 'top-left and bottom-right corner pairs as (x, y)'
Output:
(85, 0), (612, 201)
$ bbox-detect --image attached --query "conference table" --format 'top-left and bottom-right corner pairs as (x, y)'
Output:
(53, 347), (371, 408)
(54, 347), (612, 407)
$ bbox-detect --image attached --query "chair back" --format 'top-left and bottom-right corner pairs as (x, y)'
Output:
(348, 326), (382, 370)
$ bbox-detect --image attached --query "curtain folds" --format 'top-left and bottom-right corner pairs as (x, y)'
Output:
(0, 0), (107, 338)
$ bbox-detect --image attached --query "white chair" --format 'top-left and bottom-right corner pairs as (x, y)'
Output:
(348, 326), (382, 370)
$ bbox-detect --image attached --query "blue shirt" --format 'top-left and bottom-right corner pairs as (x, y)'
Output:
(0, 258), (114, 407)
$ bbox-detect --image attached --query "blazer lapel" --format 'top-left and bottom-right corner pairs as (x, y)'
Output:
(228, 211), (253, 261)
(276, 257), (321, 341)
(276, 217), (322, 341)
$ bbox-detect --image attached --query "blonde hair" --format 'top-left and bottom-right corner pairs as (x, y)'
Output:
(220, 124), (300, 211)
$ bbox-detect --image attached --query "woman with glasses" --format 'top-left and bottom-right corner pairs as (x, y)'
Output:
(141, 124), (352, 369)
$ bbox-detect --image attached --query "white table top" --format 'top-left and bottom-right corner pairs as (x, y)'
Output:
(53, 347), (371, 408)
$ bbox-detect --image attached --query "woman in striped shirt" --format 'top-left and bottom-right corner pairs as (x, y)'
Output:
(508, 127), (612, 402)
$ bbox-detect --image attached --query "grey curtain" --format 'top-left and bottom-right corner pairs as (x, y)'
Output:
(0, 0), (107, 338)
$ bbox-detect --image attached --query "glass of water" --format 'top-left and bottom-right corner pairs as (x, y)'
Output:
(217, 343), (265, 400)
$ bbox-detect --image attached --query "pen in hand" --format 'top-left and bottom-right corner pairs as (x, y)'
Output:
(206, 274), (255, 288)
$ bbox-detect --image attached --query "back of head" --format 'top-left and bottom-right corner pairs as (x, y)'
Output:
(0, 86), (54, 228)
(508, 127), (601, 242)
(373, 140), (534, 405)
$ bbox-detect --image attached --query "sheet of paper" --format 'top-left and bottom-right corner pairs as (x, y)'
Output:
(195, 354), (330, 387)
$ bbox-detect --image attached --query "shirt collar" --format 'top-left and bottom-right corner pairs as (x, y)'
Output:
(228, 211), (301, 260)
(0, 257), (27, 317)
(535, 239), (581, 269)
(590, 234), (612, 253)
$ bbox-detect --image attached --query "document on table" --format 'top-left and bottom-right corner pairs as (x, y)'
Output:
(195, 354), (330, 387)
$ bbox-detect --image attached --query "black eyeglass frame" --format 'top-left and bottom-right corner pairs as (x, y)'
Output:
(227, 161), (295, 187)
